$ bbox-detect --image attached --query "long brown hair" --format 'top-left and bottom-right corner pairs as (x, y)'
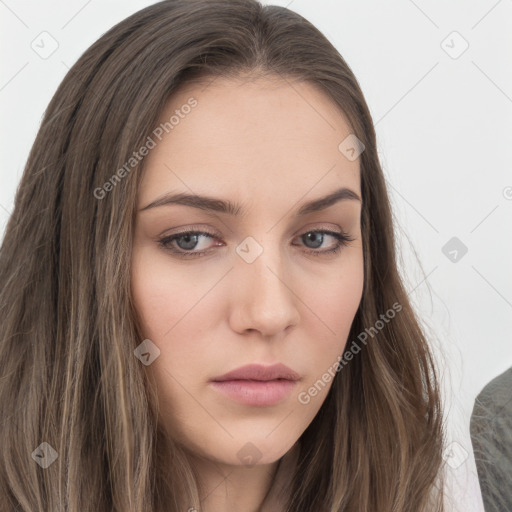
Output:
(0, 0), (445, 510)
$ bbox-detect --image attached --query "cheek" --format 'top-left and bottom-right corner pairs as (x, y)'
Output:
(130, 248), (211, 435)
(130, 244), (201, 339)
(299, 251), (364, 383)
(322, 268), (363, 333)
(130, 244), (218, 387)
(308, 246), (364, 331)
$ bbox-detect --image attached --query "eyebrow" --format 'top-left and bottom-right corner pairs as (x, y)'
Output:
(139, 187), (361, 216)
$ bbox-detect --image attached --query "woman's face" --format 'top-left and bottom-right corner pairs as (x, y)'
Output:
(131, 76), (364, 467)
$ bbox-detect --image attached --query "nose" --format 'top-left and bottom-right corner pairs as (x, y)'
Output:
(228, 248), (301, 338)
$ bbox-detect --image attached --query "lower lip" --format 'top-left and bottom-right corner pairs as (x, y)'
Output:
(209, 379), (297, 406)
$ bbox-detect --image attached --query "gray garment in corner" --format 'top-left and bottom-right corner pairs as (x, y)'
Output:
(470, 366), (512, 512)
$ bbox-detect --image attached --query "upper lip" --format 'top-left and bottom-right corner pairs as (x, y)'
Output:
(211, 363), (300, 382)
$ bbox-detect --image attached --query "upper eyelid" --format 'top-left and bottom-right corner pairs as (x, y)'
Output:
(160, 221), (350, 237)
(161, 226), (347, 240)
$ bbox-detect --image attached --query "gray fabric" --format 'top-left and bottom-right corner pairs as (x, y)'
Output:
(470, 366), (512, 512)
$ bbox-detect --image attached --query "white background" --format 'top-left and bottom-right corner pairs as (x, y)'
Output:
(1, 1), (511, 510)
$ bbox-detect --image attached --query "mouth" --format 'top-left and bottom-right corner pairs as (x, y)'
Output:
(210, 363), (300, 406)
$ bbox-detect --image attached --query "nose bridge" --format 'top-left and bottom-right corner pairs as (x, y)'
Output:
(230, 235), (300, 335)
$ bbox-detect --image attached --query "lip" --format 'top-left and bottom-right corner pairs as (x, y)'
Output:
(211, 363), (300, 382)
(209, 363), (300, 406)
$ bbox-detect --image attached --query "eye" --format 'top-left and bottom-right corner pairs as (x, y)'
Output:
(158, 230), (219, 257)
(157, 228), (354, 259)
(294, 229), (354, 257)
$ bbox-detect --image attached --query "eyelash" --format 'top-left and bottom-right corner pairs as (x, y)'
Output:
(157, 228), (355, 259)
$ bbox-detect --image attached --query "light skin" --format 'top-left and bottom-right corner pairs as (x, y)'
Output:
(130, 75), (364, 512)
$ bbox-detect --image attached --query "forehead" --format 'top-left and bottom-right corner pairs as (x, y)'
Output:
(138, 76), (360, 210)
